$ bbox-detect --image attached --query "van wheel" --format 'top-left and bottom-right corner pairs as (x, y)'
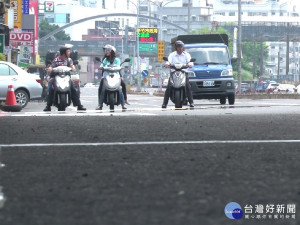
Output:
(228, 95), (235, 105)
(220, 96), (226, 105)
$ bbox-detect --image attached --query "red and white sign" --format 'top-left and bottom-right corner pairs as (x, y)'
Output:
(10, 32), (33, 42)
(10, 32), (34, 51)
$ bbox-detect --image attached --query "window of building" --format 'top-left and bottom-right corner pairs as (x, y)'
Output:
(55, 14), (67, 23)
(229, 12), (235, 16)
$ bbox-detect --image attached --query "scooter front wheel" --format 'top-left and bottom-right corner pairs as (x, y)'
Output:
(174, 89), (182, 108)
(58, 94), (67, 111)
(109, 92), (114, 110)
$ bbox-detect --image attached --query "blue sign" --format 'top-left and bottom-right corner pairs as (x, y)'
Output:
(22, 0), (30, 14)
(142, 70), (148, 77)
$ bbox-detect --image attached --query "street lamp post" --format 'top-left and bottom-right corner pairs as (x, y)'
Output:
(130, 0), (141, 91)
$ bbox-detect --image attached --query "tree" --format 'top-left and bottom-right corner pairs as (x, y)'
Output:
(190, 26), (269, 81)
(39, 20), (71, 41)
(0, 53), (5, 61)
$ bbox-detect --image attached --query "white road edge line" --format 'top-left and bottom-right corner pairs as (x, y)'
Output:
(1, 139), (300, 148)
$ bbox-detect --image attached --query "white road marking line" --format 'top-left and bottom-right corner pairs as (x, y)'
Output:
(1, 140), (300, 148)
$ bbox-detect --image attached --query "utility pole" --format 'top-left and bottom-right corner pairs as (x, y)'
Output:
(187, 0), (191, 34)
(260, 35), (264, 77)
(136, 0), (141, 91)
(277, 51), (280, 78)
(237, 0), (242, 94)
(252, 39), (256, 79)
(286, 22), (290, 78)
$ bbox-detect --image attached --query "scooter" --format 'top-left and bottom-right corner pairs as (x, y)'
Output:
(95, 57), (130, 111)
(52, 66), (72, 111)
(163, 57), (196, 108)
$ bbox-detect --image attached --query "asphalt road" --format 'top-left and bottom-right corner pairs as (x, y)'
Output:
(0, 89), (299, 225)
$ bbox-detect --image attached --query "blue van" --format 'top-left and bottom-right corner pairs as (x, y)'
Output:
(171, 34), (236, 105)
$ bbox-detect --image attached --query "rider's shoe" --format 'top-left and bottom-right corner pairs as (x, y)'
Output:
(77, 105), (86, 111)
(162, 104), (167, 108)
(43, 106), (51, 111)
(96, 105), (103, 110)
(122, 105), (127, 110)
(190, 103), (195, 108)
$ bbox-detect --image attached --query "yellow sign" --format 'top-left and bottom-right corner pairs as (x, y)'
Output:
(137, 28), (158, 34)
(157, 41), (165, 62)
(5, 0), (22, 28)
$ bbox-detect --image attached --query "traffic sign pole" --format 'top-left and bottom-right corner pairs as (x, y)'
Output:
(0, 34), (4, 54)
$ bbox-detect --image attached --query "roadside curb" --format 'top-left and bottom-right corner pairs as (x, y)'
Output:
(129, 91), (300, 99)
(128, 90), (150, 96)
(235, 94), (300, 99)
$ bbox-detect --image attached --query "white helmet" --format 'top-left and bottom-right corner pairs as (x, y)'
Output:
(103, 44), (116, 54)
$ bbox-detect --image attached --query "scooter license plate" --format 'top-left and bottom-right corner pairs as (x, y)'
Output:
(203, 80), (215, 87)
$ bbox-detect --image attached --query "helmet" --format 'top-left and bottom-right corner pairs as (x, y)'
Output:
(103, 44), (116, 54)
(175, 40), (184, 48)
(59, 46), (70, 55)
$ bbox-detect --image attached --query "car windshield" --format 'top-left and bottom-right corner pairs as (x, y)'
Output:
(186, 47), (229, 65)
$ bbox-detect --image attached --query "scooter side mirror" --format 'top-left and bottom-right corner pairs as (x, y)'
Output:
(121, 58), (130, 65)
(95, 57), (101, 62)
(163, 56), (168, 61)
(190, 58), (196, 62)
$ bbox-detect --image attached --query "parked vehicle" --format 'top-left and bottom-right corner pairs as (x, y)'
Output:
(255, 82), (268, 93)
(171, 34), (235, 105)
(52, 66), (73, 111)
(266, 83), (280, 93)
(236, 83), (252, 94)
(273, 84), (296, 94)
(0, 61), (42, 108)
(163, 56), (196, 108)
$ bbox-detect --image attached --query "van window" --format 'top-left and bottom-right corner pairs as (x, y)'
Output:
(186, 47), (229, 65)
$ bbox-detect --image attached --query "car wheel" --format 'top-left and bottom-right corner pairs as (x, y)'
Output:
(15, 90), (29, 108)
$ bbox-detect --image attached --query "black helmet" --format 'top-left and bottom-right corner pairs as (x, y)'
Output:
(59, 46), (70, 55)
(175, 40), (184, 48)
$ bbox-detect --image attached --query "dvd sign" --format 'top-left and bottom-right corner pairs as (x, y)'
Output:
(10, 32), (33, 42)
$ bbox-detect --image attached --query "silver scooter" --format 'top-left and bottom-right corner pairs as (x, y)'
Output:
(52, 66), (72, 111)
(95, 58), (130, 110)
(163, 57), (196, 108)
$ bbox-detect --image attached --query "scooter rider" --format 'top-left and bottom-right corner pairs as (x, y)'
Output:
(43, 46), (86, 111)
(162, 40), (194, 108)
(96, 44), (127, 110)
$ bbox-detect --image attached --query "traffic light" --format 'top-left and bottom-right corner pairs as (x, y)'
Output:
(0, 24), (9, 46)
(157, 41), (165, 62)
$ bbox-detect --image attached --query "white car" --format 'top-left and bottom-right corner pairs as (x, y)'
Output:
(273, 84), (296, 94)
(0, 61), (43, 108)
(266, 83), (280, 93)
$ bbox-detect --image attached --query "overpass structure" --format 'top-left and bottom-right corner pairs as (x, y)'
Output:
(39, 22), (300, 57)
